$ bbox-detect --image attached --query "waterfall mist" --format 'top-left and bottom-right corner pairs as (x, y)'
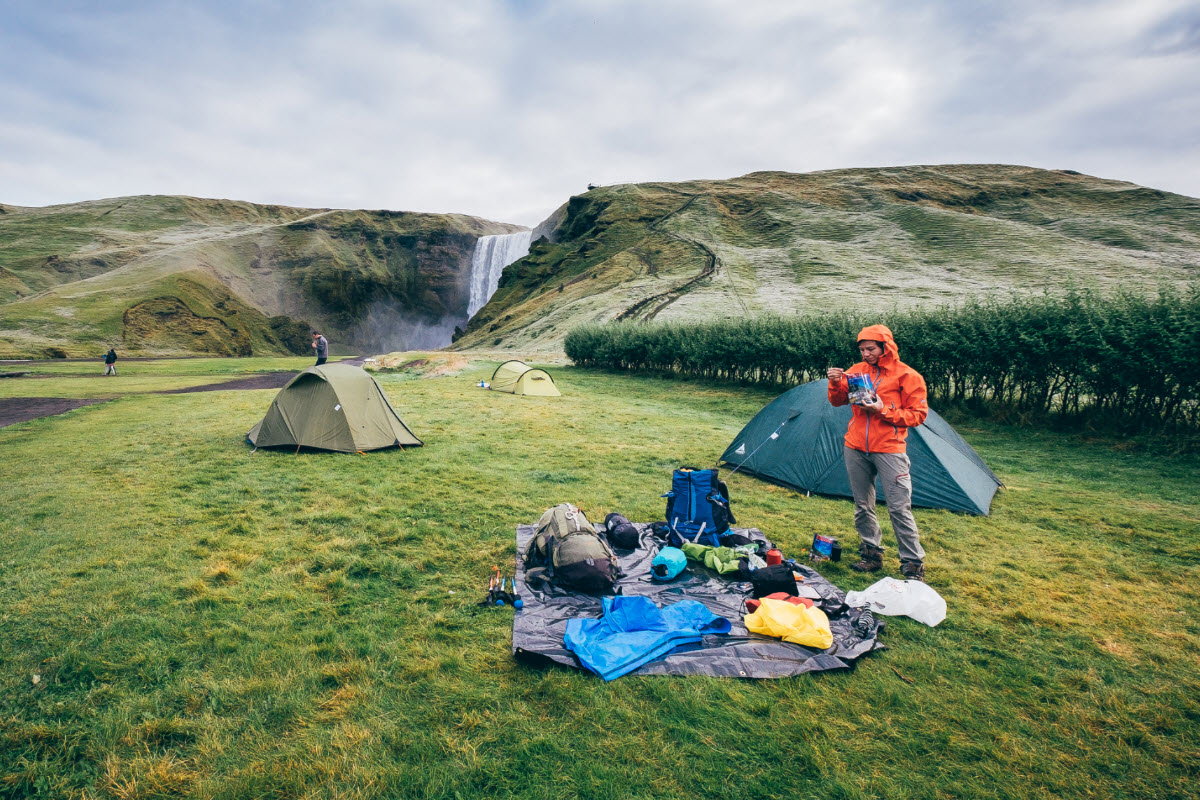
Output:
(468, 230), (533, 317)
(348, 299), (466, 353)
(346, 229), (532, 354)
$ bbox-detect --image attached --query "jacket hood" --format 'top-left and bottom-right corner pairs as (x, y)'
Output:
(857, 324), (899, 365)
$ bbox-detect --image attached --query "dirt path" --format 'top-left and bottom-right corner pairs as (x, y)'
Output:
(615, 191), (725, 322)
(161, 358), (366, 393)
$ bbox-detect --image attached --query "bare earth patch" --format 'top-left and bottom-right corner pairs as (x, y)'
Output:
(158, 373), (296, 394)
(0, 397), (107, 429)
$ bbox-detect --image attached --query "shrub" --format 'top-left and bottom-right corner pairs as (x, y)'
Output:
(564, 285), (1200, 430)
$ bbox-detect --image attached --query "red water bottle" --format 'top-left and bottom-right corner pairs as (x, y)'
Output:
(765, 549), (782, 566)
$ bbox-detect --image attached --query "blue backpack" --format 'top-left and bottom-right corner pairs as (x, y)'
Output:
(662, 468), (735, 547)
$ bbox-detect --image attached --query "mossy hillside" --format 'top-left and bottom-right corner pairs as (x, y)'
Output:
(0, 197), (521, 357)
(120, 275), (313, 357)
(0, 271), (312, 358)
(454, 165), (1200, 353)
(0, 196), (321, 299)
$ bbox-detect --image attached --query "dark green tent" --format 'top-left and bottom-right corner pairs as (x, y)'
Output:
(248, 363), (422, 452)
(721, 380), (1002, 515)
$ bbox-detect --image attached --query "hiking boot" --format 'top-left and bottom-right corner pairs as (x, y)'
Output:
(900, 560), (925, 582)
(850, 549), (883, 573)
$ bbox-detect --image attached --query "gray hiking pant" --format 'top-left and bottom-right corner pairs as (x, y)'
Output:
(843, 447), (925, 564)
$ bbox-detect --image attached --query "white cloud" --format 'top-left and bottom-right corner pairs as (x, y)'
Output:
(0, 0), (1197, 225)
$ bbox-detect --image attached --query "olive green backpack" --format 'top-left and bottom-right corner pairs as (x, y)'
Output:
(524, 503), (622, 593)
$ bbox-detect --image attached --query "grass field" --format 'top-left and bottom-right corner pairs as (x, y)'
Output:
(1, 357), (1198, 799)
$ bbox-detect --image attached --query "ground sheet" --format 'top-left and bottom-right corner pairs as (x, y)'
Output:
(512, 522), (885, 679)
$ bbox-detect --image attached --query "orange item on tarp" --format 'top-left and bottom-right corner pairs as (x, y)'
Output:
(744, 597), (834, 649)
(745, 592), (814, 613)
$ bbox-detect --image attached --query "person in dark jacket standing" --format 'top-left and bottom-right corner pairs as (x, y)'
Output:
(312, 332), (328, 366)
(827, 324), (929, 581)
(103, 347), (118, 376)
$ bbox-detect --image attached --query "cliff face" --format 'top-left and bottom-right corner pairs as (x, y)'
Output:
(266, 210), (523, 352)
(453, 165), (1200, 353)
(0, 196), (521, 357)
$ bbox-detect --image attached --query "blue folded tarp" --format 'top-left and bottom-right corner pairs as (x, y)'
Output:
(564, 596), (731, 681)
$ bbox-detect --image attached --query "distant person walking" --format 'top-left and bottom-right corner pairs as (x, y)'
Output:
(312, 332), (328, 366)
(827, 325), (929, 581)
(103, 347), (118, 376)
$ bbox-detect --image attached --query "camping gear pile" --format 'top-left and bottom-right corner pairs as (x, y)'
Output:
(511, 468), (888, 680)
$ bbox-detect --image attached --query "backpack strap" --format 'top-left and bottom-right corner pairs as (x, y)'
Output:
(670, 518), (707, 545)
(545, 535), (557, 578)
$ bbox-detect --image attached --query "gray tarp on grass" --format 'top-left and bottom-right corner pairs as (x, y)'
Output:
(512, 523), (885, 679)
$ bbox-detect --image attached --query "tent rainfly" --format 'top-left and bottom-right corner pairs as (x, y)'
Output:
(489, 360), (561, 396)
(247, 363), (422, 452)
(721, 380), (1002, 515)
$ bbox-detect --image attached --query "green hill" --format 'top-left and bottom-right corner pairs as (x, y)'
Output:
(0, 196), (522, 357)
(453, 165), (1200, 352)
(6, 166), (1198, 359)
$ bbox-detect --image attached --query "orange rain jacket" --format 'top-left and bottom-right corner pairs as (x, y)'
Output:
(828, 324), (929, 454)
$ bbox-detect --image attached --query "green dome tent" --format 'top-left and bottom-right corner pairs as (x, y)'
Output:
(490, 360), (561, 396)
(721, 380), (1002, 515)
(248, 363), (422, 452)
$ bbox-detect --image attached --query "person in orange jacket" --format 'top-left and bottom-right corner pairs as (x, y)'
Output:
(827, 324), (929, 581)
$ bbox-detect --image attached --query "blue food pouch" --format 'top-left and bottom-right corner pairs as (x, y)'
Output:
(846, 373), (876, 405)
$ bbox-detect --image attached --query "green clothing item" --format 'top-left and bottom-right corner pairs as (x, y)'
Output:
(679, 542), (744, 575)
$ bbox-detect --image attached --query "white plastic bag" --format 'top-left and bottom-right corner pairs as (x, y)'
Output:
(845, 577), (946, 627)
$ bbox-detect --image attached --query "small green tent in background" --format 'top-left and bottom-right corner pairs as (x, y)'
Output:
(721, 380), (1002, 515)
(490, 360), (561, 396)
(248, 363), (422, 452)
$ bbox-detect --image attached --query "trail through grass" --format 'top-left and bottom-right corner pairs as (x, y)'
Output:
(1, 358), (1197, 799)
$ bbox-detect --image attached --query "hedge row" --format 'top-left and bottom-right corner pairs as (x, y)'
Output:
(564, 286), (1200, 429)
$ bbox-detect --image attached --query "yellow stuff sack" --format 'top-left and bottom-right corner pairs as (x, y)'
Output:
(744, 597), (834, 649)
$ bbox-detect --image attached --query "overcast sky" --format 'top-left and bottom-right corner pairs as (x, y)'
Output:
(2, 0), (1198, 226)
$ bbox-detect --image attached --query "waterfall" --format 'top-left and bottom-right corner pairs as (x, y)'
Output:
(467, 230), (533, 317)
